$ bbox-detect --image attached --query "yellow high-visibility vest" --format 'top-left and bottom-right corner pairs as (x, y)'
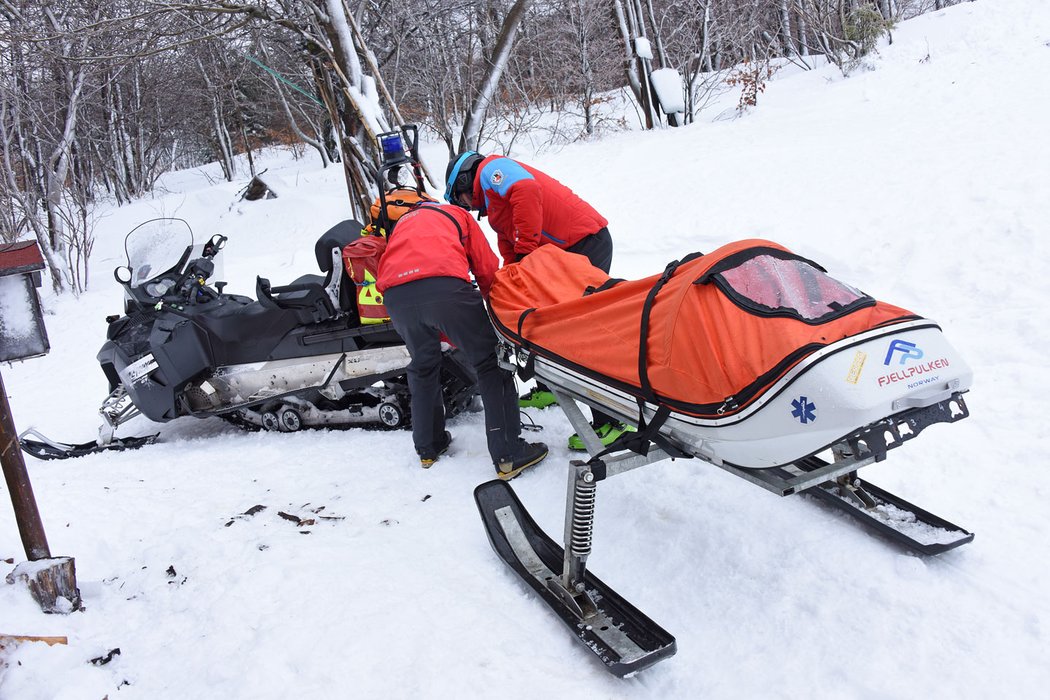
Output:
(357, 269), (389, 324)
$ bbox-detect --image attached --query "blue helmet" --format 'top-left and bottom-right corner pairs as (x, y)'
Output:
(444, 151), (483, 206)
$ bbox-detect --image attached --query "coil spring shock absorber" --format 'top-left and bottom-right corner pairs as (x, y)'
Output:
(570, 473), (597, 558)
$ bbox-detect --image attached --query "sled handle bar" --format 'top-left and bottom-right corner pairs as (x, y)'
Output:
(891, 380), (964, 411)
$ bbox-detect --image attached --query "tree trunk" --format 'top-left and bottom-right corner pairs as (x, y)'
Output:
(344, 7), (437, 186)
(197, 58), (236, 181)
(642, 0), (669, 68)
(780, 0), (795, 56)
(614, 0), (654, 129)
(42, 70), (85, 290)
(579, 1), (594, 136)
(797, 3), (810, 57)
(611, 0), (644, 107)
(459, 0), (534, 152)
(701, 2), (713, 71)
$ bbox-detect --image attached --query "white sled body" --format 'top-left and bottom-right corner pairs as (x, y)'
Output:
(519, 319), (972, 469)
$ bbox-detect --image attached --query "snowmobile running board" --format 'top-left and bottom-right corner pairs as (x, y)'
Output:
(474, 479), (676, 678)
(475, 388), (972, 677)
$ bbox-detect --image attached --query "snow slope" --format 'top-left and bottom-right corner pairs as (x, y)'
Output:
(3, 1), (1049, 697)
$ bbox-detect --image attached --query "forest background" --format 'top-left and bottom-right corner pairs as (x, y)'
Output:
(1, 0), (960, 295)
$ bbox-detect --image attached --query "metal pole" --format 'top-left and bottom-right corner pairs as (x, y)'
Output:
(0, 368), (51, 560)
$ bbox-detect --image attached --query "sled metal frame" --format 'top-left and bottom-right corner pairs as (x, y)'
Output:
(713, 448), (877, 495)
(476, 390), (683, 677)
(551, 390), (673, 604)
(479, 384), (973, 677)
(545, 390), (973, 570)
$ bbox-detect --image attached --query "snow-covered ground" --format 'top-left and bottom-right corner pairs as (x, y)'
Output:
(3, 1), (1049, 697)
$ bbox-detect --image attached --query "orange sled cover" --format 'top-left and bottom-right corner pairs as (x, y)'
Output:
(488, 239), (918, 419)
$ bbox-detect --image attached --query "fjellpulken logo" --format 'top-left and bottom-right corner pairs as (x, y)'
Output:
(883, 339), (924, 366)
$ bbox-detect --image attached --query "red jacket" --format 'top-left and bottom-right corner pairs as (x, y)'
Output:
(376, 203), (500, 296)
(470, 156), (608, 266)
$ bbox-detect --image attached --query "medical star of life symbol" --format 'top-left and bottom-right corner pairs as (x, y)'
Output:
(791, 396), (816, 424)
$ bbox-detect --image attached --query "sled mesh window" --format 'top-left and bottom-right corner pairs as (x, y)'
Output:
(718, 255), (867, 321)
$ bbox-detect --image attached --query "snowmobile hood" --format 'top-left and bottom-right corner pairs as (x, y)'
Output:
(488, 239), (919, 418)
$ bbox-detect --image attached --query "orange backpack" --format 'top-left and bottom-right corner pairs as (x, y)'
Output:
(369, 187), (436, 236)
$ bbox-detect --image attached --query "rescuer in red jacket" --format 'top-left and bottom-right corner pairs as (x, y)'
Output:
(445, 152), (634, 451)
(375, 192), (548, 480)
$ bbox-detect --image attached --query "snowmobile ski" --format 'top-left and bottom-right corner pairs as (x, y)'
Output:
(788, 457), (974, 555)
(474, 479), (676, 678)
(18, 428), (158, 461)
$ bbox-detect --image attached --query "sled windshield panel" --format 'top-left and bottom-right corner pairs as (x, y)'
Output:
(489, 240), (917, 417)
(714, 254), (872, 322)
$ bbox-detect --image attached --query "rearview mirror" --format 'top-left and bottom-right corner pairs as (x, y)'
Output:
(203, 234), (227, 259)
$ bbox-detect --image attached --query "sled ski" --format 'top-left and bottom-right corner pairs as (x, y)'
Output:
(790, 457), (974, 555)
(474, 385), (974, 677)
(18, 428), (157, 461)
(474, 479), (676, 678)
(708, 397), (974, 555)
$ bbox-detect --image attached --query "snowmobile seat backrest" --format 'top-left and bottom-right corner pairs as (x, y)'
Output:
(315, 220), (364, 272)
(315, 219), (365, 314)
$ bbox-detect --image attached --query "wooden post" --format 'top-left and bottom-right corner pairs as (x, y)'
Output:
(1, 369), (81, 613)
(0, 368), (50, 560)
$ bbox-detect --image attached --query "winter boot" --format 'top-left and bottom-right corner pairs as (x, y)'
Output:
(518, 388), (557, 409)
(567, 422), (637, 451)
(417, 430), (453, 468)
(495, 440), (549, 481)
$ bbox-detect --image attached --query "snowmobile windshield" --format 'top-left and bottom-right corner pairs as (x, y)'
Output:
(123, 218), (194, 289)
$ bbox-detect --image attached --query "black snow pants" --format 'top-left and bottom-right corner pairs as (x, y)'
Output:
(383, 276), (521, 465)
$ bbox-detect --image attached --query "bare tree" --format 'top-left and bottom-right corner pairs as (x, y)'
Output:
(458, 0), (534, 152)
(166, 0), (405, 217)
(797, 0), (895, 74)
(0, 2), (94, 292)
(0, 0), (957, 294)
(612, 0), (653, 128)
(258, 42), (332, 168)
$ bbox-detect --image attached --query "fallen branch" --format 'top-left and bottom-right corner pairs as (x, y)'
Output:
(0, 634), (68, 647)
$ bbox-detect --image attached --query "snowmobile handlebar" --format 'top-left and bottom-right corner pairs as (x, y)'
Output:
(115, 235), (227, 308)
(174, 259), (219, 304)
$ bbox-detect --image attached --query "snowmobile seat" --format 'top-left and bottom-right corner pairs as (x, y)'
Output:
(256, 275), (337, 325)
(254, 220), (366, 325)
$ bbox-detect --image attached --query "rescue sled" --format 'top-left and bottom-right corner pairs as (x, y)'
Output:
(474, 240), (974, 677)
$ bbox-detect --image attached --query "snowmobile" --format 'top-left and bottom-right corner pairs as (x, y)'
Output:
(20, 127), (477, 460)
(474, 241), (975, 677)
